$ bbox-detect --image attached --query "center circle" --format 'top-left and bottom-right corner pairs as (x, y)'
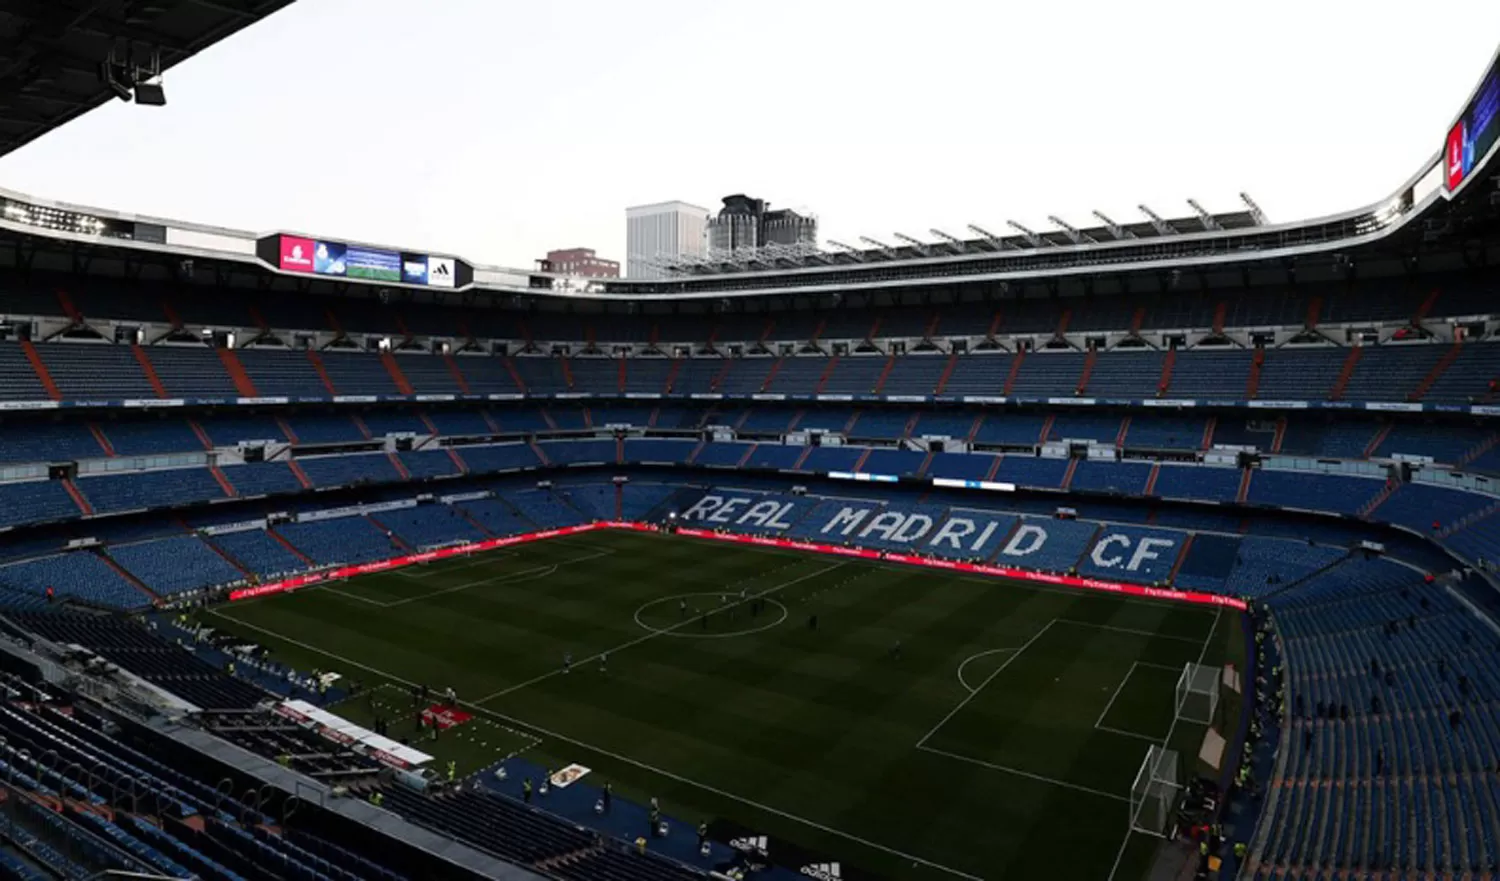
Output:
(634, 592), (789, 638)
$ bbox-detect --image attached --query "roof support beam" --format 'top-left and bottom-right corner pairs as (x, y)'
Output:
(1006, 220), (1046, 247)
(1239, 192), (1267, 225)
(858, 236), (899, 259)
(1186, 198), (1221, 231)
(892, 232), (931, 255)
(1090, 210), (1133, 240)
(1046, 215), (1094, 245)
(929, 229), (968, 254)
(966, 224), (1008, 250)
(1138, 204), (1175, 236)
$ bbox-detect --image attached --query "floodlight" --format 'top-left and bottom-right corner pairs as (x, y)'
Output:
(133, 81), (167, 106)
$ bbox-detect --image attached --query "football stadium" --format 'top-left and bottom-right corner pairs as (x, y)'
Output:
(0, 4), (1498, 881)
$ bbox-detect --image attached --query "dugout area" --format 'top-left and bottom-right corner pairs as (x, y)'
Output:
(207, 528), (1246, 881)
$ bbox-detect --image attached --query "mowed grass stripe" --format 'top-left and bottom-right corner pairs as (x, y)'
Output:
(206, 531), (1230, 881)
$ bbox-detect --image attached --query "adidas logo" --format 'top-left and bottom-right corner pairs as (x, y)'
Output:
(801, 863), (841, 880)
(728, 835), (768, 853)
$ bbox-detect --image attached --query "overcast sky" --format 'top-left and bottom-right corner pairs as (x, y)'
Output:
(2, 0), (1498, 273)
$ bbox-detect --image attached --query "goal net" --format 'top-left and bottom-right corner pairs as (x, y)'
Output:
(1174, 662), (1220, 726)
(1128, 745), (1182, 838)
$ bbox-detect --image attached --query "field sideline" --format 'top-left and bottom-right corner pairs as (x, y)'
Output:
(207, 530), (1244, 881)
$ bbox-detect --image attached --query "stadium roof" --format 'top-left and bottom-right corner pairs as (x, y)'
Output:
(0, 0), (295, 159)
(646, 201), (1267, 277)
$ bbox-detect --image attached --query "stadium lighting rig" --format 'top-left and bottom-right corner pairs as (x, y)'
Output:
(1091, 210), (1134, 240)
(99, 48), (168, 106)
(1, 201), (105, 236)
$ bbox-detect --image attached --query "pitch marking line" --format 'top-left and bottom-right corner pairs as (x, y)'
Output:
(954, 648), (1021, 694)
(916, 745), (1129, 804)
(473, 560), (849, 704)
(634, 593), (789, 639)
(915, 620), (1056, 749)
(1054, 618), (1206, 645)
(1103, 607), (1224, 881)
(395, 551), (518, 580)
(1091, 660), (1178, 744)
(203, 602), (981, 881)
(318, 549), (617, 609)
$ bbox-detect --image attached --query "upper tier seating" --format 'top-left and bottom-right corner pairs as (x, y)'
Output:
(106, 535), (244, 596)
(0, 553), (149, 608)
(276, 518), (403, 566)
(75, 468), (226, 514)
(208, 529), (308, 578)
(34, 344), (155, 400)
(0, 480), (82, 529)
(0, 342), (50, 401)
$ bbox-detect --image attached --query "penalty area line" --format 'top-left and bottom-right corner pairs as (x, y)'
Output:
(202, 605), (983, 881)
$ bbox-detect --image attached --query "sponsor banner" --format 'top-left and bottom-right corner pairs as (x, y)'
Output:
(228, 522), (609, 601)
(885, 395), (932, 403)
(553, 392), (590, 400)
(1471, 405), (1500, 416)
(200, 519), (267, 536)
(235, 396), (289, 406)
(438, 491), (491, 504)
(751, 394), (786, 401)
(827, 471), (899, 483)
(932, 477), (1017, 492)
(426, 256), (456, 288)
(332, 395), (379, 404)
(623, 393), (662, 400)
(548, 764), (591, 789)
(1364, 402), (1423, 413)
(1142, 399), (1196, 408)
(414, 394), (455, 402)
(295, 498), (416, 523)
(279, 235), (316, 273)
(689, 393), (724, 400)
(0, 400), (61, 411)
(230, 519), (1243, 610)
(1446, 52), (1500, 193)
(122, 398), (185, 408)
(816, 394), (854, 402)
(401, 253), (429, 286)
(487, 393), (525, 401)
(420, 703), (473, 730)
(1047, 397), (1095, 406)
(1248, 400), (1309, 409)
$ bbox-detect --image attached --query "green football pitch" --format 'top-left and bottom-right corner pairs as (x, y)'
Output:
(205, 529), (1243, 881)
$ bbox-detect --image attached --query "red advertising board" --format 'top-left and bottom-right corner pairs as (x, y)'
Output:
(229, 521), (1244, 611)
(279, 235), (316, 273)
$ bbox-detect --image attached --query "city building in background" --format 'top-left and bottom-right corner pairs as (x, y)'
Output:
(707, 194), (818, 254)
(537, 247), (619, 278)
(625, 201), (709, 279)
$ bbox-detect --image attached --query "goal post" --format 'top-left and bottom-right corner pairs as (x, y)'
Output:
(1174, 662), (1221, 726)
(1128, 745), (1182, 838)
